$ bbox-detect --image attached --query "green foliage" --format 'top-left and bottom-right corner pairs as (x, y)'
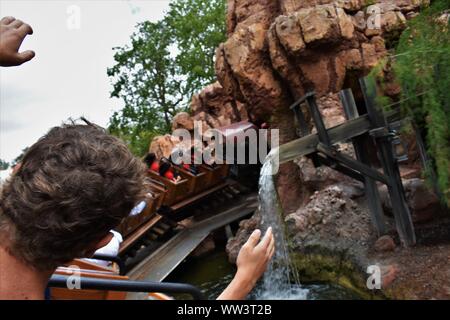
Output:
(0, 159), (9, 170)
(394, 0), (450, 204)
(107, 0), (226, 157)
(165, 0), (227, 94)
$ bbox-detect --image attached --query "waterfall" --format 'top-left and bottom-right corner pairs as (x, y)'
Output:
(254, 148), (308, 300)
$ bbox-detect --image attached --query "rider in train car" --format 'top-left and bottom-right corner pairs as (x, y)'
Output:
(145, 152), (182, 182)
(159, 157), (182, 182)
(144, 152), (159, 173)
(170, 147), (199, 176)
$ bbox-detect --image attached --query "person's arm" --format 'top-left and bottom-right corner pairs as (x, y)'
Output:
(217, 227), (275, 300)
(0, 16), (35, 67)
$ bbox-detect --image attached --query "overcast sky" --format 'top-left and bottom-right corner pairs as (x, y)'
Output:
(0, 0), (170, 162)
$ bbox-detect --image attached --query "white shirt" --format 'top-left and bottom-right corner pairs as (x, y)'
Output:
(83, 230), (123, 267)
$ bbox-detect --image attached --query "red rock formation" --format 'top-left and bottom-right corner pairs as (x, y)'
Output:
(168, 0), (429, 212)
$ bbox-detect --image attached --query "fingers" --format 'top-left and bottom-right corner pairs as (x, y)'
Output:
(18, 23), (33, 36)
(1, 17), (32, 36)
(245, 229), (261, 248)
(268, 243), (275, 260)
(1, 16), (16, 25)
(16, 50), (35, 64)
(256, 227), (273, 250)
(10, 19), (24, 29)
(266, 235), (275, 259)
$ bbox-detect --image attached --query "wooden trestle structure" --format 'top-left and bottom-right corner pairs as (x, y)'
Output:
(288, 77), (416, 246)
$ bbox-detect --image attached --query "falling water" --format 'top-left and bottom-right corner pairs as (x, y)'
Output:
(254, 148), (308, 300)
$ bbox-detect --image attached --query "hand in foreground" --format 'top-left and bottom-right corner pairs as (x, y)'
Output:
(217, 227), (275, 300)
(0, 16), (35, 67)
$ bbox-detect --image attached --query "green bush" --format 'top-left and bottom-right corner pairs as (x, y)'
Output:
(394, 0), (449, 205)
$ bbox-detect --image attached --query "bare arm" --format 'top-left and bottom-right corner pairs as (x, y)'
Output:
(0, 16), (35, 67)
(217, 227), (275, 300)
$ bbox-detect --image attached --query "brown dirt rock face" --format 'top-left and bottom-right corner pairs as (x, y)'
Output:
(379, 178), (442, 224)
(225, 213), (261, 264)
(170, 0), (428, 213)
(285, 185), (374, 244)
(190, 82), (249, 131)
(172, 112), (194, 132)
(149, 134), (181, 159)
(178, 0), (428, 141)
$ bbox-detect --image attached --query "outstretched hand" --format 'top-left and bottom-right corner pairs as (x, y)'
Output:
(0, 16), (35, 67)
(218, 227), (275, 300)
(236, 227), (275, 284)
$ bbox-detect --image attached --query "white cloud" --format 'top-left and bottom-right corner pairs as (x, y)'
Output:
(0, 0), (170, 162)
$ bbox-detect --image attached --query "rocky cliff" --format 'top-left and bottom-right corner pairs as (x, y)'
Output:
(164, 0), (429, 211)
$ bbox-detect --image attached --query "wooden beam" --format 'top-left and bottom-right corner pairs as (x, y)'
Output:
(316, 143), (389, 185)
(277, 108), (401, 165)
(340, 89), (387, 236)
(360, 77), (416, 246)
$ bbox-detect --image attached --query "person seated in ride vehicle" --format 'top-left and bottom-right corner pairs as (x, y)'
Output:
(83, 230), (123, 268)
(144, 153), (159, 173)
(170, 148), (199, 176)
(159, 158), (182, 182)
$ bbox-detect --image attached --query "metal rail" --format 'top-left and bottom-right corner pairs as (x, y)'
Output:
(48, 274), (205, 300)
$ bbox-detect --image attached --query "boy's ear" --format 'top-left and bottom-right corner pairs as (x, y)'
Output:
(85, 232), (114, 257)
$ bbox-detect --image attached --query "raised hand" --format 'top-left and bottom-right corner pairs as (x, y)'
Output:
(218, 227), (275, 300)
(0, 16), (35, 67)
(235, 227), (275, 284)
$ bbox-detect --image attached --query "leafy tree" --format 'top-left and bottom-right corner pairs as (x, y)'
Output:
(108, 20), (184, 156)
(108, 0), (226, 157)
(393, 0), (449, 205)
(165, 0), (227, 94)
(0, 159), (9, 170)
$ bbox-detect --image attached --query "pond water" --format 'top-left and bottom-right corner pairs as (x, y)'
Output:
(166, 250), (361, 300)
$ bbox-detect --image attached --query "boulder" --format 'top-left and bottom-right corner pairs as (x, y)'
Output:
(225, 213), (261, 263)
(274, 15), (306, 55)
(285, 185), (373, 243)
(296, 5), (342, 44)
(379, 178), (441, 223)
(374, 235), (396, 252)
(184, 82), (248, 133)
(149, 134), (181, 159)
(172, 112), (194, 132)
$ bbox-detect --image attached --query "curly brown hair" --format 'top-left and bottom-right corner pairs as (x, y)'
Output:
(0, 123), (146, 271)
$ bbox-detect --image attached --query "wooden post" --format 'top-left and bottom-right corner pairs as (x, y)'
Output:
(360, 78), (416, 246)
(304, 93), (332, 146)
(340, 89), (386, 236)
(290, 93), (321, 167)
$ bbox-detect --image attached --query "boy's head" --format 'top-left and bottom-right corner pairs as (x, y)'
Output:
(0, 123), (146, 271)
